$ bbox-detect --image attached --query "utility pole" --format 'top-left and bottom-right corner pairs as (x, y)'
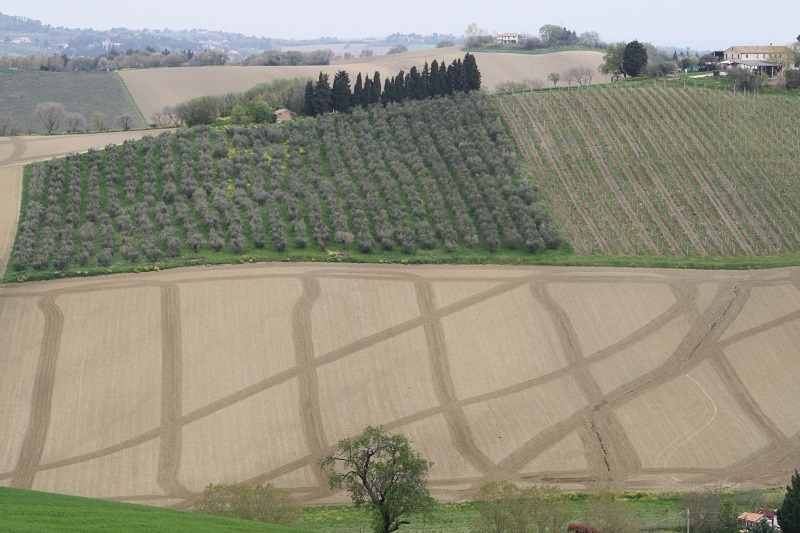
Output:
(687, 508), (690, 533)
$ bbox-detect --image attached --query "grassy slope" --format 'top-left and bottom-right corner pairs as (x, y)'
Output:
(0, 487), (304, 533)
(0, 69), (145, 133)
(3, 487), (783, 533)
(497, 84), (800, 265)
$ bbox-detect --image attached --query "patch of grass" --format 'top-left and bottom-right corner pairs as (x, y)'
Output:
(0, 487), (306, 533)
(0, 68), (145, 134)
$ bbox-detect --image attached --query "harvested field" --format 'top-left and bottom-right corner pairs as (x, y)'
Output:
(119, 48), (607, 120)
(2, 262), (799, 508)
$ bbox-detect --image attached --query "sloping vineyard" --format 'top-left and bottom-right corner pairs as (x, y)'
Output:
(498, 86), (800, 256)
(9, 93), (561, 277)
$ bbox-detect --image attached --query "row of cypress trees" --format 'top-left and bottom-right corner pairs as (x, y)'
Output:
(304, 53), (481, 116)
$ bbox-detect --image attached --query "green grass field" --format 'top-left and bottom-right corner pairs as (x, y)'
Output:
(498, 85), (800, 261)
(0, 69), (145, 134)
(3, 487), (783, 533)
(0, 487), (305, 533)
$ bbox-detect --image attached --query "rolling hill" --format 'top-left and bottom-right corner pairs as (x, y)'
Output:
(2, 62), (800, 512)
(0, 69), (145, 134)
(498, 85), (800, 258)
(119, 47), (608, 121)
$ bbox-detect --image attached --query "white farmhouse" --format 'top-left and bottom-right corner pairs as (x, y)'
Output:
(495, 33), (519, 44)
(721, 45), (793, 76)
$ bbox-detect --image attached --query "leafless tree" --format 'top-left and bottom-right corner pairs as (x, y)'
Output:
(35, 102), (66, 134)
(0, 114), (22, 136)
(359, 48), (374, 58)
(115, 113), (135, 130)
(579, 30), (602, 48)
(65, 112), (86, 133)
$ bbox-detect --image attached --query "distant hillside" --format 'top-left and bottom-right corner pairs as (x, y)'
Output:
(498, 85), (800, 258)
(0, 69), (144, 133)
(0, 11), (459, 60)
(120, 48), (607, 121)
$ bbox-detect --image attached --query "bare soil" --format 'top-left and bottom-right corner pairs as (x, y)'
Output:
(1, 263), (799, 508)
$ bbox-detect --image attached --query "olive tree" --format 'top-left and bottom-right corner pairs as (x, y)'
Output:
(319, 426), (436, 533)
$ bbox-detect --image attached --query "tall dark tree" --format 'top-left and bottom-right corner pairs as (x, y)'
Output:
(407, 66), (425, 100)
(463, 53), (482, 91)
(304, 80), (315, 116)
(353, 72), (363, 108)
(381, 78), (392, 105)
(622, 40), (648, 77)
(363, 75), (373, 107)
(439, 61), (450, 94)
(331, 70), (352, 113)
(429, 59), (445, 97)
(371, 71), (382, 104)
(779, 470), (800, 533)
(313, 72), (332, 115)
(420, 62), (431, 97)
(394, 70), (406, 101)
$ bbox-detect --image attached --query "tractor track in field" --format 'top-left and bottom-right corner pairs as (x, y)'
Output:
(2, 131), (800, 507)
(3, 266), (799, 507)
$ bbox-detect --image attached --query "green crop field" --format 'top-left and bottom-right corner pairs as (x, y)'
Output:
(498, 85), (800, 259)
(4, 93), (565, 282)
(0, 487), (305, 533)
(0, 69), (145, 134)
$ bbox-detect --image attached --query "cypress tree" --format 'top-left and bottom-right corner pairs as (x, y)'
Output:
(421, 61), (430, 97)
(304, 80), (315, 116)
(362, 75), (373, 107)
(313, 72), (332, 114)
(381, 78), (392, 105)
(331, 70), (352, 113)
(407, 66), (423, 100)
(464, 53), (482, 91)
(440, 61), (450, 95)
(371, 71), (382, 104)
(430, 59), (446, 97)
(394, 70), (405, 101)
(779, 470), (800, 533)
(353, 73), (363, 108)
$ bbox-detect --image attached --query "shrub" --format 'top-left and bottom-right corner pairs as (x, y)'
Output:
(193, 482), (301, 526)
(785, 69), (800, 89)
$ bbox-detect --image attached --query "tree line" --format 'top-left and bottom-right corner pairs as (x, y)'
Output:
(304, 53), (481, 116)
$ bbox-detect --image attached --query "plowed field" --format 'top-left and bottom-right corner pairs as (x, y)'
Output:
(119, 48), (607, 120)
(2, 262), (799, 507)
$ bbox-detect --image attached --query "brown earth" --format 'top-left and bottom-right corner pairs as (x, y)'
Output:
(1, 262), (799, 508)
(0, 124), (798, 509)
(119, 48), (608, 121)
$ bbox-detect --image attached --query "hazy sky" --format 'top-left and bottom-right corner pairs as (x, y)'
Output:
(8, 1), (800, 51)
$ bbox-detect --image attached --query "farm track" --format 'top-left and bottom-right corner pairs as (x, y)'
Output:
(1, 263), (799, 506)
